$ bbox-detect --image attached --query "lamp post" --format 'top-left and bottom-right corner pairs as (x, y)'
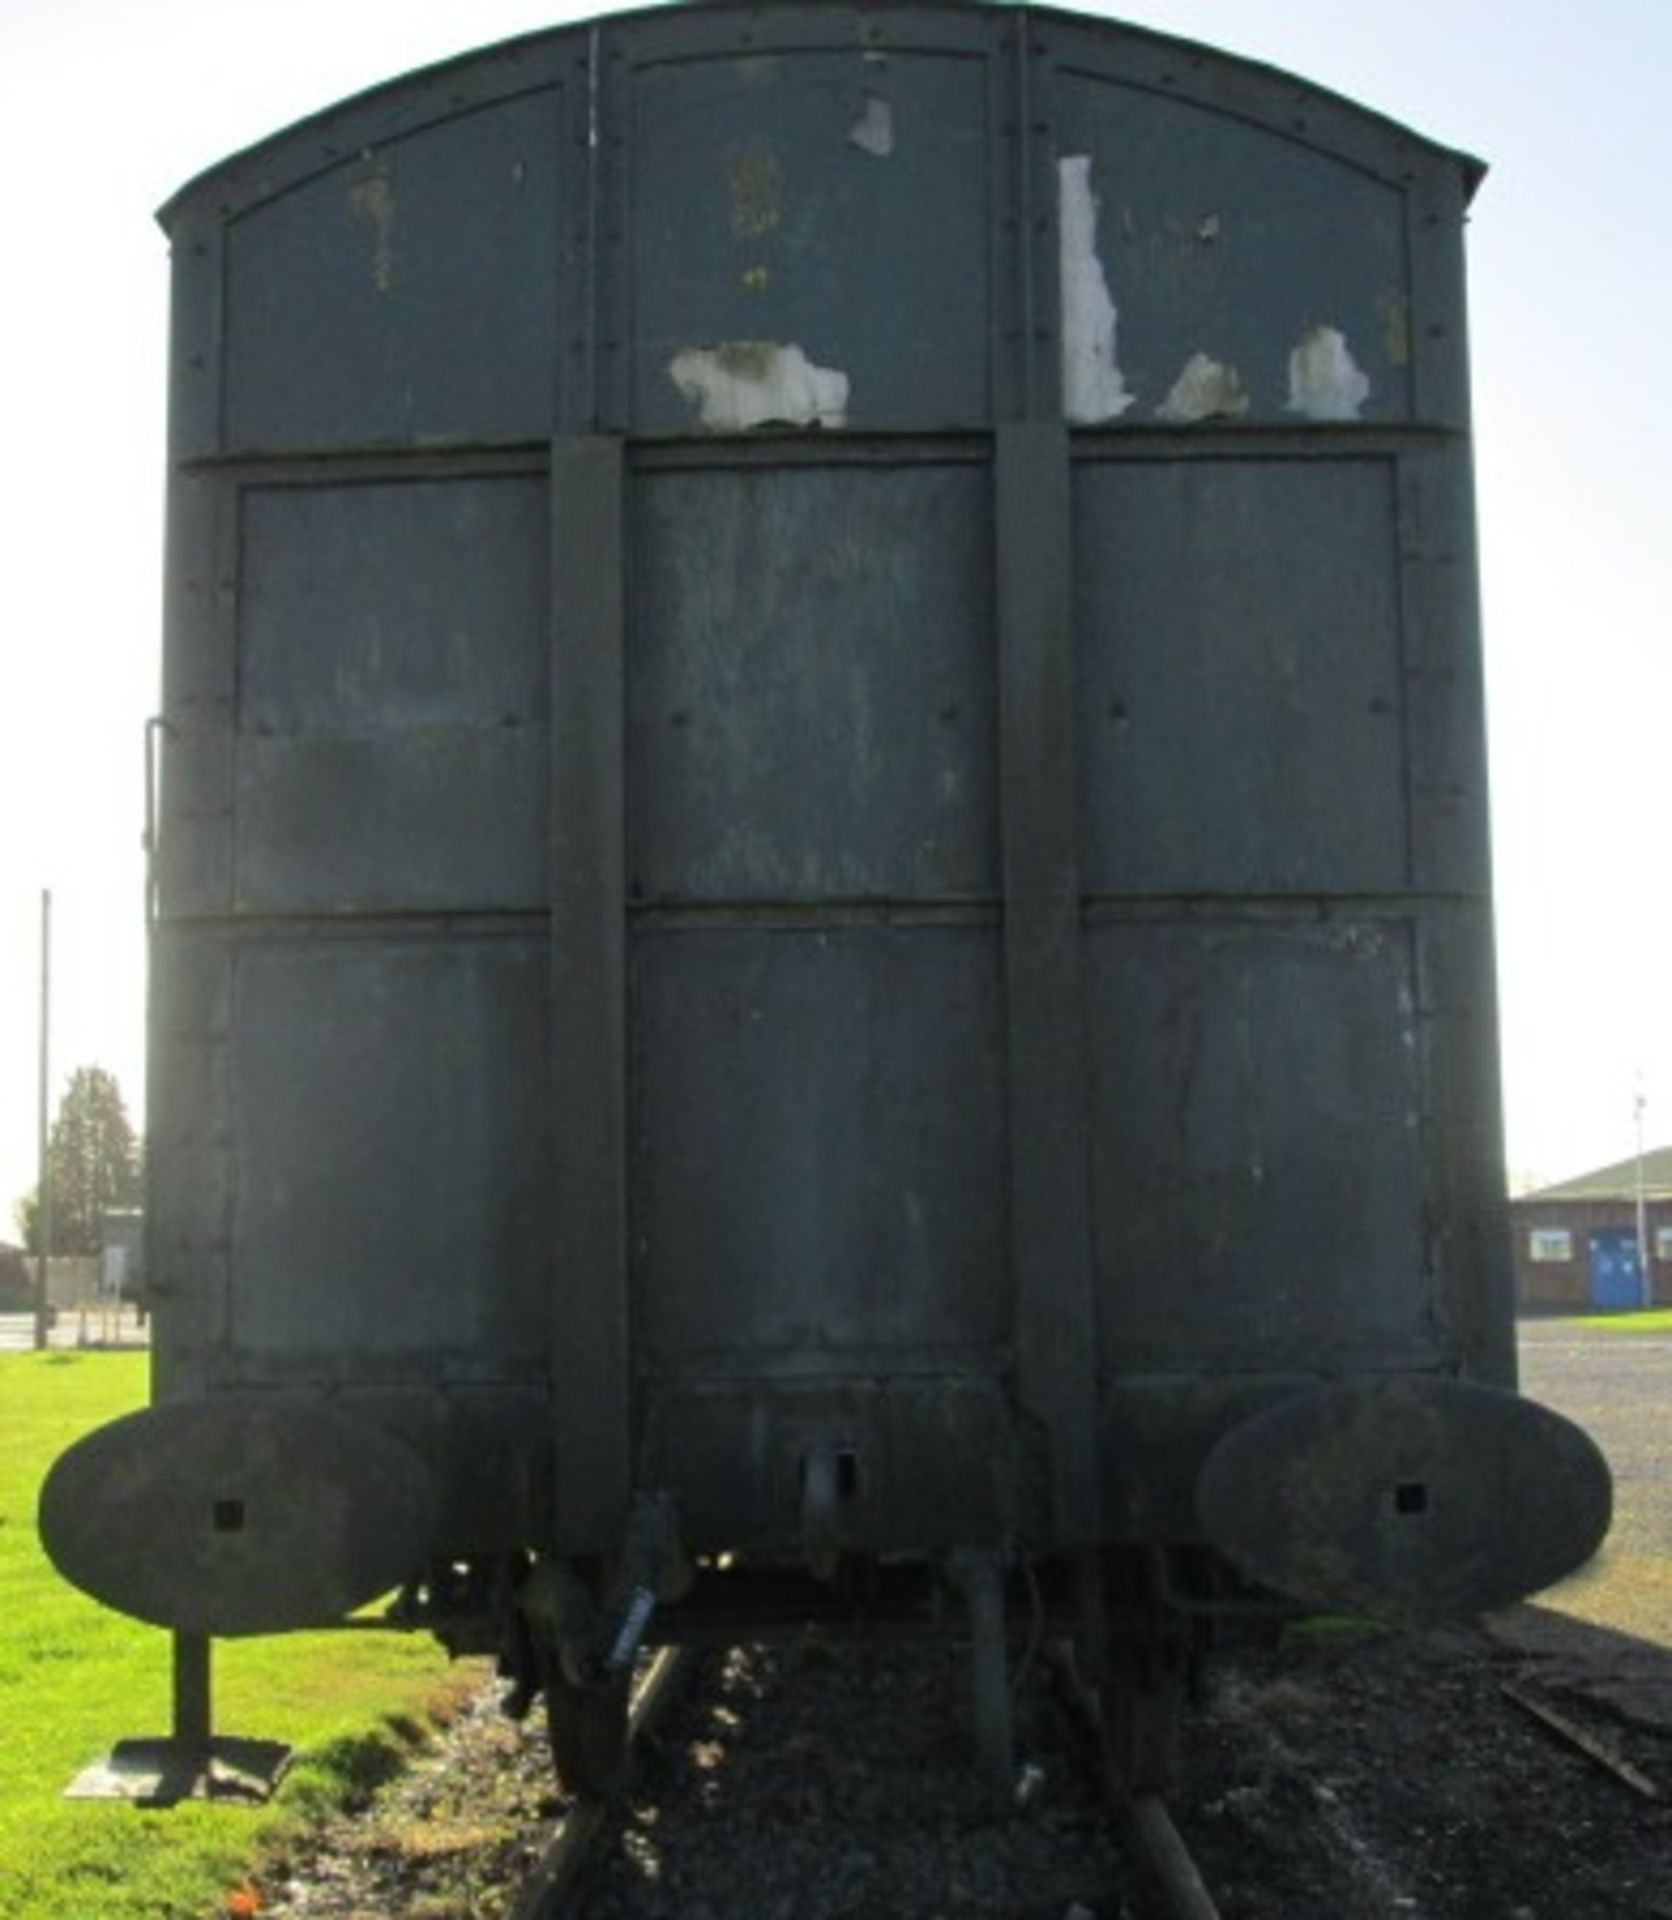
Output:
(1634, 1076), (1652, 1312)
(34, 889), (52, 1351)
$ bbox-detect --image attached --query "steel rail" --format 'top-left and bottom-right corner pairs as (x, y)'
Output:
(1042, 1640), (1224, 1920)
(1118, 1792), (1223, 1920)
(509, 1646), (691, 1920)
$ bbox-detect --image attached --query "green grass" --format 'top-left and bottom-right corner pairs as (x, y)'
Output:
(1573, 1308), (1672, 1332)
(0, 1354), (475, 1920)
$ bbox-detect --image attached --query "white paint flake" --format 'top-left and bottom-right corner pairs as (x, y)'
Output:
(1286, 325), (1371, 422)
(668, 342), (849, 431)
(1156, 352), (1249, 424)
(1058, 155), (1134, 426)
(849, 94), (894, 158)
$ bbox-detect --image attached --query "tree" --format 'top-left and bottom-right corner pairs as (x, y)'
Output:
(14, 1067), (143, 1256)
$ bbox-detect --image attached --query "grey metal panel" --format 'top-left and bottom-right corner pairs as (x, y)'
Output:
(229, 939), (552, 1357)
(140, 2), (1505, 1581)
(628, 462), (997, 902)
(159, 732), (236, 918)
(234, 475), (549, 910)
(223, 90), (567, 452)
(345, 1387), (553, 1550)
(148, 931), (234, 1398)
(996, 424), (1101, 1546)
(1029, 6), (1484, 199)
(1075, 457), (1408, 896)
(624, 48), (995, 434)
(158, 472), (238, 918)
(1398, 448), (1491, 896)
(630, 926), (1008, 1368)
(1413, 905), (1514, 1386)
(161, 470), (230, 716)
(641, 1379), (1014, 1552)
(165, 206), (224, 462)
(235, 734), (547, 911)
(1404, 155), (1474, 431)
(1052, 70), (1411, 426)
(1085, 915), (1435, 1374)
(239, 478), (548, 732)
(1099, 1373), (1315, 1539)
(549, 438), (631, 1549)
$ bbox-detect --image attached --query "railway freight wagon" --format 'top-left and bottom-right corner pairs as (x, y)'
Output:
(45, 0), (1608, 1792)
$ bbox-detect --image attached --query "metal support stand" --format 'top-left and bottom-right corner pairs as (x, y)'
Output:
(63, 1632), (292, 1804)
(953, 1550), (1015, 1792)
(174, 1629), (212, 1752)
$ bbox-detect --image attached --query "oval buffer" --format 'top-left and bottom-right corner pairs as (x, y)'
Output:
(1195, 1377), (1612, 1619)
(39, 1396), (436, 1637)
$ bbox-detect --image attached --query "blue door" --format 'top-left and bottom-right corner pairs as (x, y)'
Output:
(1589, 1229), (1644, 1310)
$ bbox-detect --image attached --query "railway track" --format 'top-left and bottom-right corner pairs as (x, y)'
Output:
(508, 1638), (1226, 1920)
(257, 1638), (1232, 1919)
(253, 1614), (1672, 1919)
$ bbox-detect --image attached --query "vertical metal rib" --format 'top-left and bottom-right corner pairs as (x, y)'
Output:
(550, 435), (631, 1551)
(997, 421), (1102, 1546)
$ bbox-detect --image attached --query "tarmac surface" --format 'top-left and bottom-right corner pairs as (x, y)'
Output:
(1507, 1317), (1672, 1722)
(1517, 1322), (1671, 1608)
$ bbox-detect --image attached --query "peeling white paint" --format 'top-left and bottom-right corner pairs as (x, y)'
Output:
(1058, 155), (1134, 425)
(849, 94), (894, 158)
(1286, 325), (1371, 422)
(1156, 352), (1249, 424)
(669, 342), (850, 431)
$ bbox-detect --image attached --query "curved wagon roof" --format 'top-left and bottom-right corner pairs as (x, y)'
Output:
(159, 1), (1484, 231)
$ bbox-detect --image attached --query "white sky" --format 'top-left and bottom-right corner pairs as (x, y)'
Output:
(0, 0), (1667, 1223)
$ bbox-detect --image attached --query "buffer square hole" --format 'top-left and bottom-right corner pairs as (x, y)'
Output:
(212, 1499), (247, 1533)
(1393, 1481), (1430, 1517)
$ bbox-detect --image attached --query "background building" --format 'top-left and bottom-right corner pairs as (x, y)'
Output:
(1510, 1149), (1672, 1311)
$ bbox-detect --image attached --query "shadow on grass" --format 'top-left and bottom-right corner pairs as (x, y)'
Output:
(279, 1711), (435, 1820)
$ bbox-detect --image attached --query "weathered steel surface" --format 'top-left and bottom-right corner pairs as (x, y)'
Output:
(1084, 916), (1431, 1374)
(235, 473), (550, 911)
(230, 939), (552, 1358)
(222, 90), (568, 452)
(1195, 1378), (1612, 1617)
(39, 1397), (435, 1635)
(997, 423), (1101, 1549)
(549, 435), (631, 1550)
(627, 460), (997, 901)
(637, 1376), (1015, 1553)
(631, 926), (1008, 1367)
(625, 34), (995, 433)
(1074, 459), (1408, 896)
(51, 0), (1569, 1641)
